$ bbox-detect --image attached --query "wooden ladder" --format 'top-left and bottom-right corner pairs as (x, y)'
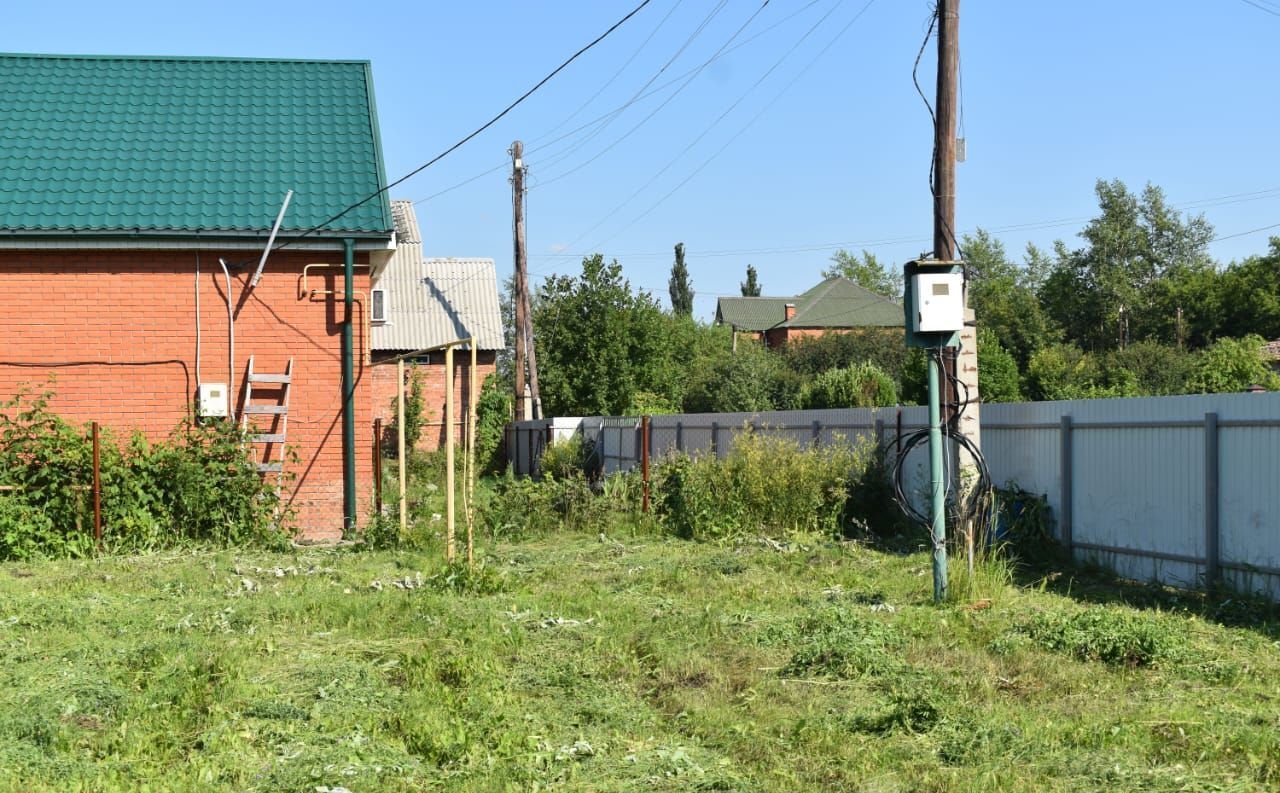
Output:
(241, 356), (293, 475)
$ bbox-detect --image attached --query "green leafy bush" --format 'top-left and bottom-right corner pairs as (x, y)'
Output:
(0, 387), (289, 560)
(799, 362), (898, 409)
(1190, 334), (1280, 393)
(653, 430), (864, 541)
(474, 375), (512, 475)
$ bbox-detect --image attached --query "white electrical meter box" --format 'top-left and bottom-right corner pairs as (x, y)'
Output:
(911, 271), (965, 333)
(198, 383), (229, 418)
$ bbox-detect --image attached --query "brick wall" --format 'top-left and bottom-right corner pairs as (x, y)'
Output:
(0, 248), (375, 540)
(370, 351), (497, 453)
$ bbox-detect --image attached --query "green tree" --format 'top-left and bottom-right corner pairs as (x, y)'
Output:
(1025, 343), (1139, 401)
(823, 249), (899, 298)
(781, 329), (910, 384)
(1039, 180), (1215, 351)
(1190, 335), (1280, 393)
(533, 255), (678, 416)
(684, 339), (799, 413)
(976, 328), (1021, 403)
(1214, 239), (1280, 342)
(668, 242), (694, 319)
(740, 265), (761, 297)
(963, 229), (1060, 367)
(1102, 341), (1196, 396)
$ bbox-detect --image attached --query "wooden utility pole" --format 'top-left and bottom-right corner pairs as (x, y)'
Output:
(510, 140), (542, 420)
(511, 141), (529, 421)
(933, 0), (981, 563)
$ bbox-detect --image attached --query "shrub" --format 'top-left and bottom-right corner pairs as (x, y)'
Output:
(976, 328), (1022, 402)
(1191, 334), (1280, 393)
(653, 430), (865, 541)
(474, 375), (512, 476)
(538, 436), (588, 481)
(0, 387), (288, 560)
(799, 362), (898, 409)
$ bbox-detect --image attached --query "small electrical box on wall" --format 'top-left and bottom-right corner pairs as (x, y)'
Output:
(903, 259), (965, 348)
(198, 383), (229, 418)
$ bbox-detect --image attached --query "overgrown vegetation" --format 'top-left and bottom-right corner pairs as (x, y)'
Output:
(653, 430), (865, 541)
(0, 387), (288, 560)
(2, 526), (1277, 791)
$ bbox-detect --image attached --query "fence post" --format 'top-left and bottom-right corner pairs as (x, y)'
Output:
(811, 420), (821, 447)
(1204, 412), (1220, 585)
(1060, 414), (1073, 553)
(895, 409), (903, 459)
(874, 418), (885, 449)
(676, 421), (684, 452)
(374, 418), (383, 516)
(711, 421), (719, 458)
(640, 416), (651, 513)
(91, 421), (102, 552)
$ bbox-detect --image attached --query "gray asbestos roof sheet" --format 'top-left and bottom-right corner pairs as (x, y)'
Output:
(371, 201), (504, 352)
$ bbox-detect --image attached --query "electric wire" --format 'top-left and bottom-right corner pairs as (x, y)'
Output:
(270, 0), (655, 254)
(532, 0), (769, 189)
(568, 0), (880, 257)
(412, 0), (827, 207)
(549, 0), (853, 255)
(1238, 0), (1280, 17)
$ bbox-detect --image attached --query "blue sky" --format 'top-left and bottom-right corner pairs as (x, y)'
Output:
(9, 0), (1280, 319)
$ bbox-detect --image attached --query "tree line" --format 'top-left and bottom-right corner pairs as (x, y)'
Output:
(512, 178), (1279, 418)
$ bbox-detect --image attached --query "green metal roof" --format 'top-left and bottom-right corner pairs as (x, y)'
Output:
(0, 53), (392, 238)
(715, 297), (789, 331)
(782, 277), (902, 328)
(715, 277), (902, 331)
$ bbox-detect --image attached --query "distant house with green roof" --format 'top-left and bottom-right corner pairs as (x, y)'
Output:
(714, 276), (902, 348)
(0, 52), (399, 539)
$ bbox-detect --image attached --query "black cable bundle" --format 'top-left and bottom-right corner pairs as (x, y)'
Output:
(890, 348), (994, 534)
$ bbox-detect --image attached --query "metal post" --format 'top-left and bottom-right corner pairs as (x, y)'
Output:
(676, 421), (684, 452)
(1060, 414), (1073, 553)
(374, 418), (383, 517)
(711, 421), (719, 458)
(91, 421), (102, 551)
(875, 418), (885, 449)
(896, 409), (903, 459)
(1204, 412), (1220, 585)
(812, 420), (821, 447)
(398, 358), (407, 538)
(640, 415), (651, 513)
(341, 238), (356, 532)
(928, 354), (947, 602)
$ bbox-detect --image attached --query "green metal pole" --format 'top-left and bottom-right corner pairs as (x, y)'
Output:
(342, 238), (356, 532)
(928, 350), (947, 602)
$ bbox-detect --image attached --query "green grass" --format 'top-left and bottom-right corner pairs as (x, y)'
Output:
(1, 531), (1278, 791)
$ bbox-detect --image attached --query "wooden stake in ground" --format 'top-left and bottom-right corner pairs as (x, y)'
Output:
(467, 339), (478, 566)
(445, 343), (456, 563)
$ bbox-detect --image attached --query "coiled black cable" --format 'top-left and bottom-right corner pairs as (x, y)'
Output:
(890, 347), (994, 535)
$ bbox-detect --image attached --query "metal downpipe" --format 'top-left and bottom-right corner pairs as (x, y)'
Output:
(342, 238), (356, 531)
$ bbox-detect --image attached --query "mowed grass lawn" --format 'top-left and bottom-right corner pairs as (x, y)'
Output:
(1, 532), (1277, 792)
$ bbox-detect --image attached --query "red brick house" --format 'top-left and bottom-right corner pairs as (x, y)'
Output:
(714, 276), (902, 348)
(0, 53), (398, 539)
(369, 201), (503, 451)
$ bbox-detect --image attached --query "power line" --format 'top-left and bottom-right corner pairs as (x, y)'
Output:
(1238, 0), (1280, 17)
(525, 183), (1280, 263)
(531, 0), (731, 175)
(1212, 221), (1280, 241)
(548, 0), (848, 254)
(532, 0), (772, 189)
(273, 0), (655, 253)
(411, 0), (827, 207)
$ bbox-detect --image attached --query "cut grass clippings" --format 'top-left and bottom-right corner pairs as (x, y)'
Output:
(0, 534), (1278, 791)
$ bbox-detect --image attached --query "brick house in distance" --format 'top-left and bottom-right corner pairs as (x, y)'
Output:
(715, 276), (902, 348)
(0, 53), (399, 540)
(369, 201), (503, 451)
